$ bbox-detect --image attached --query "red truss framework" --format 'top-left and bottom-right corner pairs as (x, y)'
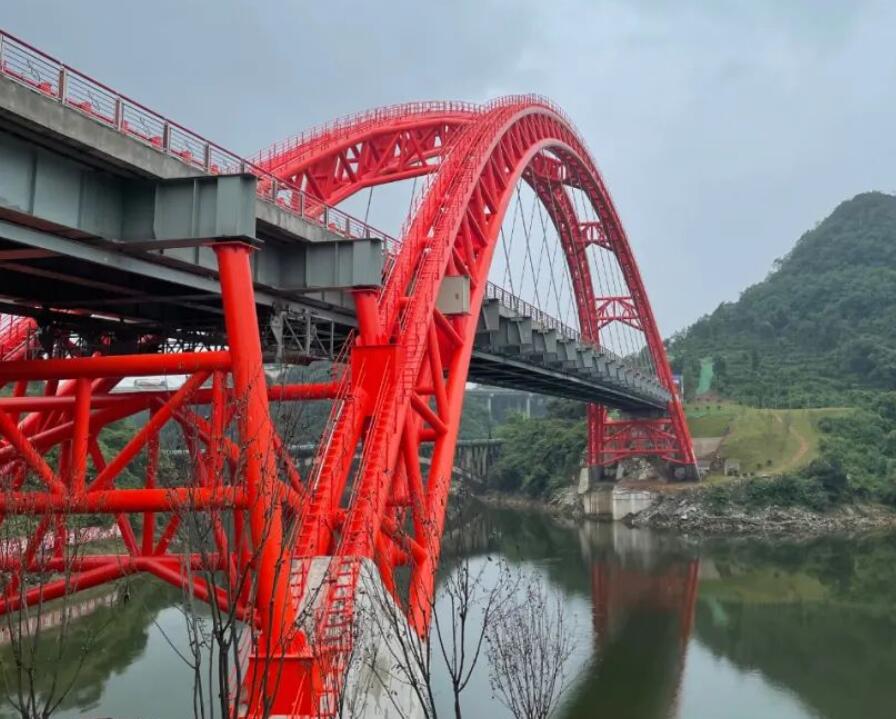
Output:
(256, 97), (696, 475)
(0, 93), (696, 715)
(595, 296), (642, 331)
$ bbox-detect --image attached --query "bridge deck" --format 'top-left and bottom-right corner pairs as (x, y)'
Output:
(0, 52), (668, 412)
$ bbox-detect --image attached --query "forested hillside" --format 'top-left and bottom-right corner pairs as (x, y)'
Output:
(668, 192), (896, 407)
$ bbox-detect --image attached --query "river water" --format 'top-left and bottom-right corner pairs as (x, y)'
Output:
(5, 505), (896, 719)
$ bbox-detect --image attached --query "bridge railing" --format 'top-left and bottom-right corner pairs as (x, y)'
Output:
(0, 28), (655, 388)
(253, 94), (579, 171)
(483, 282), (637, 369)
(485, 282), (582, 342)
(0, 29), (399, 255)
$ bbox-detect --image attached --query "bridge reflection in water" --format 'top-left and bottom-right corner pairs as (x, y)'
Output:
(573, 524), (699, 718)
(442, 507), (896, 719)
(438, 511), (703, 718)
(4, 506), (895, 718)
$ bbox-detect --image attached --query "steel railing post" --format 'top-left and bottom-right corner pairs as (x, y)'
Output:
(56, 66), (66, 101)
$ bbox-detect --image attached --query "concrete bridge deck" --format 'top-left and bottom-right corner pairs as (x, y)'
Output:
(0, 67), (668, 412)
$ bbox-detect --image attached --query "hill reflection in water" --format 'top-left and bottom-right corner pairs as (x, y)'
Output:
(5, 503), (895, 719)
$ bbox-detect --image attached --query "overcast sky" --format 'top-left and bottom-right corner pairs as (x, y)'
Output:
(4, 1), (895, 334)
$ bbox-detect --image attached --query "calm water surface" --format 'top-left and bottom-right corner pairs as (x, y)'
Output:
(5, 505), (896, 719)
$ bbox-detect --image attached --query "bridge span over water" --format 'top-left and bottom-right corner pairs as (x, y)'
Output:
(0, 28), (695, 716)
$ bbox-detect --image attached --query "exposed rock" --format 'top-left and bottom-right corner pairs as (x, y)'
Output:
(629, 491), (896, 534)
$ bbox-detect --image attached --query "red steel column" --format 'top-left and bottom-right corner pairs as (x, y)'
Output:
(352, 288), (383, 344)
(71, 377), (91, 492)
(587, 403), (605, 468)
(214, 242), (295, 649)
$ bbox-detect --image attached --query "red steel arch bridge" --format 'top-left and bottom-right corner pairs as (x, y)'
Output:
(0, 29), (695, 716)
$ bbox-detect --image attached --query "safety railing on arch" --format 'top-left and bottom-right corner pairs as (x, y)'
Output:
(0, 315), (36, 361)
(252, 99), (485, 169)
(250, 96), (582, 189)
(0, 28), (399, 255)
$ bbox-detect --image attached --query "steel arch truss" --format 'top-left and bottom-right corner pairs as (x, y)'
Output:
(273, 99), (696, 669)
(259, 99), (696, 482)
(254, 104), (478, 214)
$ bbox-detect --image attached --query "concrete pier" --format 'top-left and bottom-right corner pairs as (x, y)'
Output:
(580, 482), (656, 521)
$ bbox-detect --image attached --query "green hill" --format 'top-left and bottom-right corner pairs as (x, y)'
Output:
(669, 192), (896, 407)
(462, 192), (896, 508)
(668, 192), (896, 506)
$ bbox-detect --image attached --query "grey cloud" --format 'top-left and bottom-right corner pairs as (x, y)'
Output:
(3, 0), (894, 334)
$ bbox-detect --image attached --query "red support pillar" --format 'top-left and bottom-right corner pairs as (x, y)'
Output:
(71, 377), (91, 493)
(587, 403), (605, 476)
(213, 242), (296, 651)
(142, 408), (159, 557)
(352, 288), (383, 344)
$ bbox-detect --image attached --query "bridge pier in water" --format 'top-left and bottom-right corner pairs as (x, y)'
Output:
(580, 482), (656, 520)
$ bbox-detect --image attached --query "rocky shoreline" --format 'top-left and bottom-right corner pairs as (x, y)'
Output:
(627, 491), (896, 534)
(474, 486), (896, 535)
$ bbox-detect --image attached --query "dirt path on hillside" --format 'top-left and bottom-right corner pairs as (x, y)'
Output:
(775, 413), (811, 473)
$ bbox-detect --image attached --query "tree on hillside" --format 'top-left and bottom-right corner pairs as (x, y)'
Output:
(489, 415), (586, 498)
(667, 192), (896, 407)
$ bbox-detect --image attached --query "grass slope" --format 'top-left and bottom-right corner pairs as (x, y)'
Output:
(686, 403), (851, 476)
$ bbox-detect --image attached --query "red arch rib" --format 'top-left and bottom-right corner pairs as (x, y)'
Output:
(254, 102), (482, 208)
(293, 97), (696, 642)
